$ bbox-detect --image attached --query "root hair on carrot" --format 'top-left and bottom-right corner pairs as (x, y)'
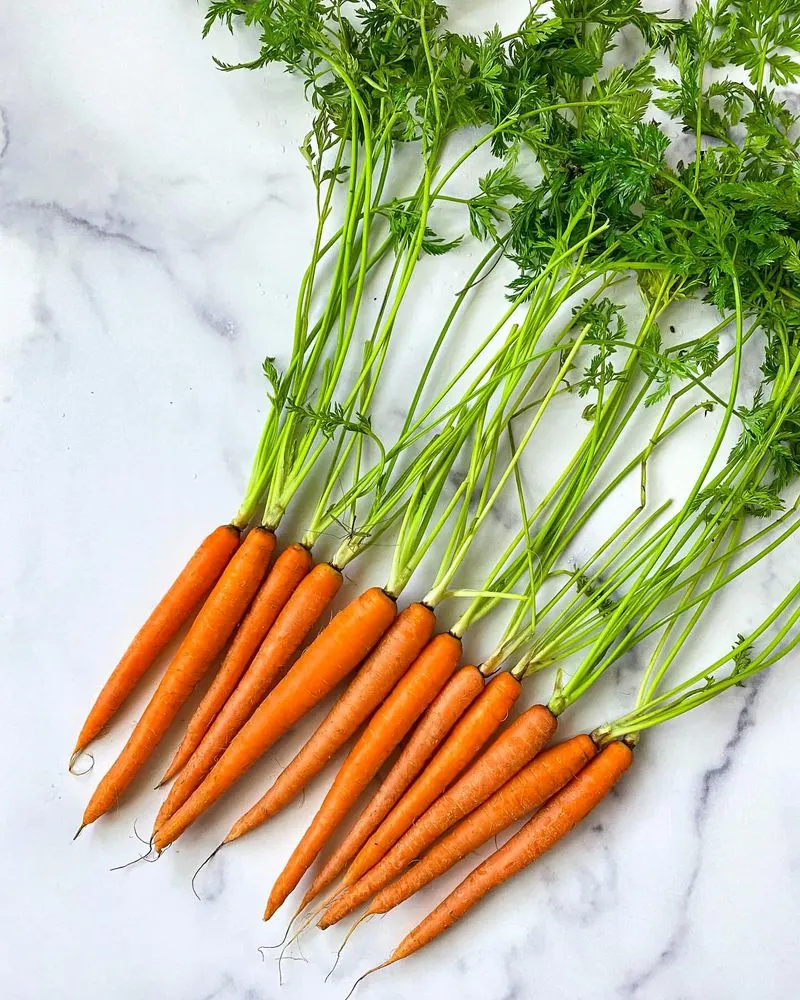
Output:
(109, 846), (157, 872)
(343, 962), (390, 1000)
(325, 913), (372, 983)
(191, 843), (224, 901)
(69, 750), (94, 776)
(277, 921), (312, 986)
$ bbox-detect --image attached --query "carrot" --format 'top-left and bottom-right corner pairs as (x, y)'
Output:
(320, 734), (596, 927)
(263, 632), (463, 919)
(224, 602), (436, 843)
(347, 670), (522, 883)
(72, 524), (241, 760)
(80, 527), (275, 828)
(152, 585), (397, 849)
(386, 741), (633, 965)
(325, 704), (557, 916)
(307, 663), (486, 900)
(152, 561), (344, 831)
(160, 543), (312, 784)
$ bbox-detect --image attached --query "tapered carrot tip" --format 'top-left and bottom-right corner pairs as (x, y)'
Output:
(73, 824), (85, 841)
(298, 886), (318, 911)
(158, 754), (183, 786)
(263, 896), (280, 921)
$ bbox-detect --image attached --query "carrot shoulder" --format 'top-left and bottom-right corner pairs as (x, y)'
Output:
(72, 523), (241, 757)
(152, 586), (397, 849)
(389, 741), (633, 964)
(80, 527), (275, 827)
(224, 602), (436, 843)
(264, 632), (463, 919)
(160, 543), (312, 784)
(152, 561), (343, 831)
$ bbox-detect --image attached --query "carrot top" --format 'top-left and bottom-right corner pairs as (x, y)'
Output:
(596, 579), (800, 744)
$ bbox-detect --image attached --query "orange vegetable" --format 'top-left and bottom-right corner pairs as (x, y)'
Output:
(347, 670), (522, 882)
(263, 633), (462, 919)
(224, 603), (436, 843)
(152, 586), (397, 849)
(80, 527), (275, 828)
(160, 543), (312, 784)
(306, 664), (486, 901)
(387, 741), (633, 964)
(320, 734), (595, 927)
(72, 524), (241, 759)
(152, 561), (343, 830)
(324, 704), (557, 918)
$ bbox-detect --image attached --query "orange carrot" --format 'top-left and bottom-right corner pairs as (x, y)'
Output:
(347, 670), (522, 883)
(386, 741), (633, 965)
(304, 664), (486, 900)
(263, 633), (463, 919)
(326, 704), (557, 914)
(152, 561), (343, 830)
(319, 734), (596, 927)
(224, 602), (436, 843)
(152, 586), (397, 849)
(80, 527), (275, 828)
(160, 543), (312, 784)
(72, 524), (241, 759)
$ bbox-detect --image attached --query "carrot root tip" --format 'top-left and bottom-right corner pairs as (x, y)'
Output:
(191, 843), (224, 901)
(72, 824), (86, 841)
(69, 750), (95, 776)
(257, 918), (295, 953)
(109, 845), (159, 871)
(325, 913), (369, 981)
(277, 922), (312, 986)
(343, 961), (390, 1000)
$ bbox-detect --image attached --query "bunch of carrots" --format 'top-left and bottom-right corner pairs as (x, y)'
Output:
(71, 0), (800, 987)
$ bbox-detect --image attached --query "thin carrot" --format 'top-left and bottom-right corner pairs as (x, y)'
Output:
(80, 527), (275, 828)
(320, 734), (596, 927)
(263, 632), (463, 919)
(224, 602), (436, 843)
(152, 586), (397, 849)
(347, 670), (522, 883)
(152, 561), (343, 830)
(330, 704), (557, 912)
(306, 663), (485, 899)
(72, 524), (241, 760)
(386, 741), (633, 965)
(160, 543), (312, 784)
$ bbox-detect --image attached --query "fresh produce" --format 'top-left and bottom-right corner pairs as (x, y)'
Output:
(319, 476), (800, 929)
(366, 581), (800, 974)
(69, 0), (800, 992)
(82, 0), (540, 822)
(71, 524), (242, 766)
(151, 290), (610, 851)
(78, 527), (276, 830)
(158, 542), (314, 786)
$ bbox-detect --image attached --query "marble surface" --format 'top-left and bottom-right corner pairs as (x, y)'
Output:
(2, 2), (800, 998)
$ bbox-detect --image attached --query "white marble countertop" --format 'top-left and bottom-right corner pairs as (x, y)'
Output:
(2, 2), (800, 998)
